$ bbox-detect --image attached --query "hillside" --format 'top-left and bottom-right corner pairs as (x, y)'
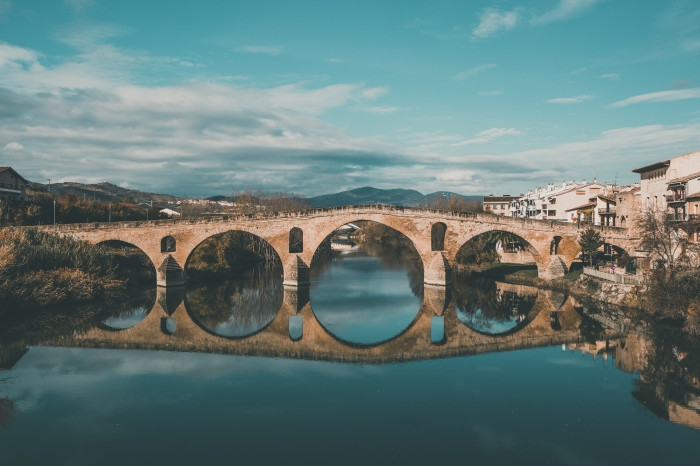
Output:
(31, 181), (182, 204)
(307, 186), (482, 208)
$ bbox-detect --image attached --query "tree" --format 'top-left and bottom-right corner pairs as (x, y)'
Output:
(579, 227), (603, 267)
(635, 205), (687, 269)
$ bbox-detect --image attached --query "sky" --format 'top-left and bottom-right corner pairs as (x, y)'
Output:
(0, 0), (699, 198)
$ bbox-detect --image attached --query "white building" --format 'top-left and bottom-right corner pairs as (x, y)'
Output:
(510, 181), (606, 222)
(633, 150), (700, 243)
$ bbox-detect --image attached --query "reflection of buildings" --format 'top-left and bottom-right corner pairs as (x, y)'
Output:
(615, 332), (700, 431)
(330, 223), (359, 251)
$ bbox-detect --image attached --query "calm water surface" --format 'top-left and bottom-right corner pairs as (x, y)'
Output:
(1, 239), (700, 465)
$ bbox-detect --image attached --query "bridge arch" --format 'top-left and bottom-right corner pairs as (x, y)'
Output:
(96, 239), (157, 285)
(454, 229), (542, 272)
(183, 229), (284, 282)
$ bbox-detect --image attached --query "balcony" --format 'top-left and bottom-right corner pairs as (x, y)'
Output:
(666, 194), (686, 203)
(599, 207), (617, 215)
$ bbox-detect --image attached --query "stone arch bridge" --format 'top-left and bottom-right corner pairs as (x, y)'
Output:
(36, 205), (635, 287)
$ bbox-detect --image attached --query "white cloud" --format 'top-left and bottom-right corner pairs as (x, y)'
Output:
(358, 86), (389, 100)
(0, 43), (42, 69)
(452, 128), (523, 147)
(2, 141), (24, 151)
(450, 64), (497, 81)
(598, 73), (620, 81)
(472, 8), (519, 39)
(610, 88), (700, 108)
(532, 0), (602, 25)
(362, 106), (400, 114)
(546, 95), (593, 104)
(235, 45), (283, 55)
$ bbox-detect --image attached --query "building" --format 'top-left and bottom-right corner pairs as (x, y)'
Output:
(565, 184), (640, 227)
(633, 150), (700, 243)
(509, 181), (608, 222)
(0, 167), (28, 202)
(483, 195), (515, 216)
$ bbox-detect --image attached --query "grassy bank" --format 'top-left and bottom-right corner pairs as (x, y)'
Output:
(0, 229), (124, 312)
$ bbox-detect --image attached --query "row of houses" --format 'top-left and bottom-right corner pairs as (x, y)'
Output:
(483, 150), (700, 243)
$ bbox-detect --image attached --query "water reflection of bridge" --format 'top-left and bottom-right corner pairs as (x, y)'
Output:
(47, 282), (620, 363)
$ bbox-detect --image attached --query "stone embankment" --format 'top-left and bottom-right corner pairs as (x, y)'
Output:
(574, 274), (645, 308)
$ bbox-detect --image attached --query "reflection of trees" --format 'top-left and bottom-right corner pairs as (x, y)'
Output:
(453, 273), (536, 333)
(632, 326), (700, 424)
(186, 264), (283, 337)
(0, 397), (17, 426)
(100, 287), (156, 328)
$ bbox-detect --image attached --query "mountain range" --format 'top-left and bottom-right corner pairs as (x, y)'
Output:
(29, 182), (482, 208)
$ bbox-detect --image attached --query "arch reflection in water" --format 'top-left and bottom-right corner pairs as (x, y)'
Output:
(185, 265), (283, 338)
(310, 222), (423, 346)
(454, 274), (537, 335)
(101, 287), (157, 330)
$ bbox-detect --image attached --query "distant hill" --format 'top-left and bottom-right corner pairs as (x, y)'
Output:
(307, 186), (482, 208)
(30, 181), (182, 205)
(26, 180), (481, 209)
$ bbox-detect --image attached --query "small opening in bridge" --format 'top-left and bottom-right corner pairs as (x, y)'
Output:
(431, 222), (446, 251)
(161, 235), (176, 253)
(289, 227), (303, 253)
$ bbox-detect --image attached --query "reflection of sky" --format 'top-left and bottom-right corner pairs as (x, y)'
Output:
(101, 306), (149, 330)
(456, 308), (519, 335)
(3, 346), (700, 465)
(311, 249), (421, 345)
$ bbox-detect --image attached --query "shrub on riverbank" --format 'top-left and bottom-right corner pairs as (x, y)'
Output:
(641, 270), (700, 335)
(0, 229), (123, 311)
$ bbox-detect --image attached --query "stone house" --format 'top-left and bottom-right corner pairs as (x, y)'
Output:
(0, 167), (28, 202)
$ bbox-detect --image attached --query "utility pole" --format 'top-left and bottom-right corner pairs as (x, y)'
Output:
(53, 200), (56, 225)
(108, 204), (111, 222)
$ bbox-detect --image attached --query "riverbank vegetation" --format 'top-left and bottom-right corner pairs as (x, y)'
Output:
(0, 229), (125, 311)
(0, 193), (163, 227)
(186, 231), (281, 282)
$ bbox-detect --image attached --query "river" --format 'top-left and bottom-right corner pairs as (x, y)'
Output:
(1, 236), (699, 465)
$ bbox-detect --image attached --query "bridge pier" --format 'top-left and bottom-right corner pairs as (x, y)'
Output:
(424, 251), (452, 286)
(537, 255), (569, 280)
(423, 284), (452, 316)
(156, 254), (186, 287)
(283, 255), (310, 287)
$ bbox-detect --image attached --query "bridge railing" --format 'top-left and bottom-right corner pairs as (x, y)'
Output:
(583, 267), (648, 285)
(9, 203), (628, 235)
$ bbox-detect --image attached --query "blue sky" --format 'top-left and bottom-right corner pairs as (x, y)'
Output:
(1, 0), (699, 197)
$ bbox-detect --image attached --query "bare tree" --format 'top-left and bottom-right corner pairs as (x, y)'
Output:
(636, 205), (687, 269)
